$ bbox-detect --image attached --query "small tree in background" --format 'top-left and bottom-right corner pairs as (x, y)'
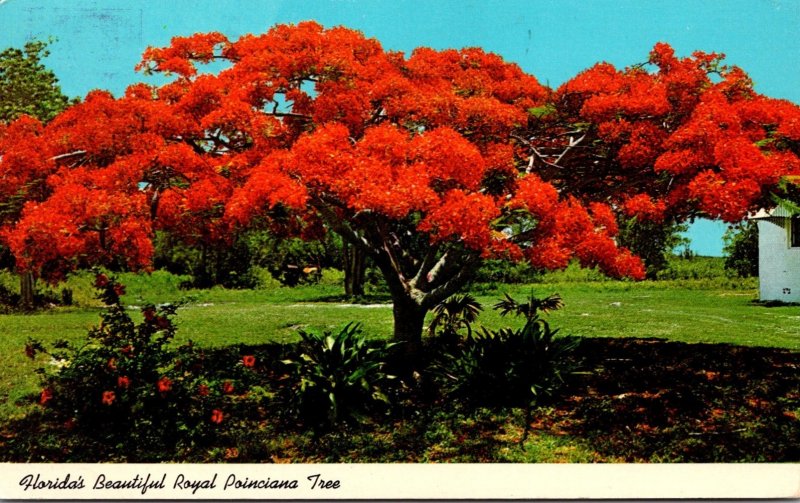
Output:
(0, 39), (72, 123)
(723, 221), (758, 277)
(616, 217), (689, 278)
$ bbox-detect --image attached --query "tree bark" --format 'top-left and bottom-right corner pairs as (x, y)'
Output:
(19, 271), (34, 311)
(343, 241), (366, 297)
(391, 295), (427, 362)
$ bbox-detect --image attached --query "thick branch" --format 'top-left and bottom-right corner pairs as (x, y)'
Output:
(373, 219), (407, 283)
(515, 131), (588, 171)
(421, 253), (481, 309)
(409, 242), (441, 289)
(184, 138), (209, 156)
(50, 150), (86, 162)
(553, 133), (586, 164)
(311, 198), (374, 253)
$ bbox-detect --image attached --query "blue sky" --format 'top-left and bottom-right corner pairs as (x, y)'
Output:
(1, 0), (798, 255)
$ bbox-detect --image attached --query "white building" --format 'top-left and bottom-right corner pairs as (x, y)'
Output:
(753, 207), (800, 303)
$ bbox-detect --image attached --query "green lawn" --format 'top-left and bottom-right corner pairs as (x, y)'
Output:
(0, 267), (799, 462)
(1, 270), (798, 423)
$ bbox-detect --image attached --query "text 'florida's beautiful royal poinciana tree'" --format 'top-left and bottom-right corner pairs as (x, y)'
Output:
(1, 22), (798, 348)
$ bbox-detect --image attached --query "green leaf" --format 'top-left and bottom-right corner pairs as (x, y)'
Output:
(528, 104), (556, 119)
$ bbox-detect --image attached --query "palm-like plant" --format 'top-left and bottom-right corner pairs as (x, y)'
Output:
(282, 323), (395, 428)
(428, 294), (483, 341)
(493, 292), (563, 320)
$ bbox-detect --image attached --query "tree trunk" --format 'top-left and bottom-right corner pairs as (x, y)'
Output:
(19, 271), (34, 311)
(343, 242), (366, 297)
(391, 295), (427, 361)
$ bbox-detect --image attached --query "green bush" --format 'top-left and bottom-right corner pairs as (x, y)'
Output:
(616, 217), (689, 279)
(537, 261), (610, 283)
(474, 259), (541, 284)
(432, 316), (580, 408)
(281, 323), (395, 429)
(723, 221), (758, 277)
(25, 273), (260, 461)
(154, 231), (258, 289)
(249, 232), (340, 287)
(656, 255), (731, 281)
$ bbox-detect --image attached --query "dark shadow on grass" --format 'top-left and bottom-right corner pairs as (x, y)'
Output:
(751, 299), (800, 308)
(536, 337), (800, 462)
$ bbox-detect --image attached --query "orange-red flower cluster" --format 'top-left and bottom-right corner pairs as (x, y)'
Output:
(0, 22), (796, 292)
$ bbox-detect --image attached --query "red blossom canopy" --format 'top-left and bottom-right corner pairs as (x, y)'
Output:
(1, 23), (798, 342)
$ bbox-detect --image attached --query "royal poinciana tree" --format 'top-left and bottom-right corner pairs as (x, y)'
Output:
(1, 23), (798, 347)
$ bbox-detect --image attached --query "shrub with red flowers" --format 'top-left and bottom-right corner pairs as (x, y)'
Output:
(24, 272), (262, 461)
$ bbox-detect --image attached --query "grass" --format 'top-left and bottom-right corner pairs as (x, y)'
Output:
(0, 258), (798, 462)
(498, 282), (799, 349)
(1, 264), (798, 421)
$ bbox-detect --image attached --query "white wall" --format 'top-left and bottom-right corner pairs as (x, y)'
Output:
(758, 217), (800, 303)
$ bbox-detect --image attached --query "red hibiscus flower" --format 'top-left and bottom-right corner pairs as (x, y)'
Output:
(117, 376), (131, 389)
(242, 355), (256, 368)
(102, 390), (116, 405)
(210, 409), (224, 424)
(157, 377), (172, 393)
(39, 388), (53, 405)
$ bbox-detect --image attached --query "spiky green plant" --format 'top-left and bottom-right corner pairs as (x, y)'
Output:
(282, 323), (395, 428)
(493, 291), (563, 320)
(428, 294), (483, 341)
